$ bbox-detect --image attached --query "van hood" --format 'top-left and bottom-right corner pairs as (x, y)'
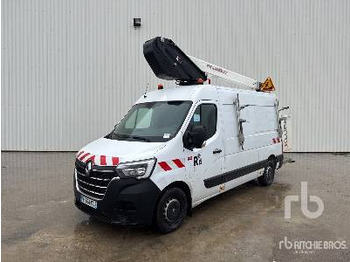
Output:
(76, 137), (165, 166)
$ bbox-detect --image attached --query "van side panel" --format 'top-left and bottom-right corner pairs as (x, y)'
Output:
(217, 88), (282, 190)
(238, 92), (278, 151)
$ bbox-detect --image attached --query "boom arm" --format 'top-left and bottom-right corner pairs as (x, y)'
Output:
(188, 56), (259, 90)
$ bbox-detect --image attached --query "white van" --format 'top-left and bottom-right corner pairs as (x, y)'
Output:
(74, 37), (284, 233)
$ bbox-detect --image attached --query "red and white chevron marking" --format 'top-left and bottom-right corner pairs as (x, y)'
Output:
(158, 158), (185, 171)
(76, 151), (119, 166)
(272, 137), (281, 144)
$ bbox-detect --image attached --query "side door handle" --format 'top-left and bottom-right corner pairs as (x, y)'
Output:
(213, 149), (222, 154)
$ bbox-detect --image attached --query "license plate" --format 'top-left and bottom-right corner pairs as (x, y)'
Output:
(80, 195), (97, 209)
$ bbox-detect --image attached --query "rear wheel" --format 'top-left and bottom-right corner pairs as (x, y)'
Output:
(154, 188), (188, 234)
(258, 159), (276, 186)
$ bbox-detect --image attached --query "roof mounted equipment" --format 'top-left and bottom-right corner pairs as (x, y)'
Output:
(143, 37), (275, 92)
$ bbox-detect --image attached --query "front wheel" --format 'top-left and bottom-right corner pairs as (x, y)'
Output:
(258, 159), (276, 186)
(154, 188), (188, 234)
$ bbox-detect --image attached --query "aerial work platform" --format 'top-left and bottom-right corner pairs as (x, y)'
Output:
(143, 36), (275, 92)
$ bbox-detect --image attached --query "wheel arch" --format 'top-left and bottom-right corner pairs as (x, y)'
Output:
(158, 181), (192, 216)
(267, 154), (277, 166)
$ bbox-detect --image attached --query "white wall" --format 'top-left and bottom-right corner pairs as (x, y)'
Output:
(2, 0), (350, 151)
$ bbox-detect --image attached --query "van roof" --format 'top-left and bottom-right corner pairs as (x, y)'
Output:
(135, 84), (275, 104)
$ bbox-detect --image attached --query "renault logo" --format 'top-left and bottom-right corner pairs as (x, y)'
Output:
(85, 161), (92, 176)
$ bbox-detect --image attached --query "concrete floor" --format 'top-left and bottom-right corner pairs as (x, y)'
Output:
(1, 152), (350, 261)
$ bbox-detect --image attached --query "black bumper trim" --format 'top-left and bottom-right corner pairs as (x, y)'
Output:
(276, 154), (284, 169)
(74, 178), (160, 226)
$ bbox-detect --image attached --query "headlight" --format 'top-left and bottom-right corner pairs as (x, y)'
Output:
(116, 158), (156, 179)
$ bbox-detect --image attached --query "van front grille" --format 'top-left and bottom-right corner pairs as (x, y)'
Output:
(75, 160), (117, 200)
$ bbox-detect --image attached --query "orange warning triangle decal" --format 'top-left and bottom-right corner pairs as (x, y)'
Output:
(260, 77), (275, 92)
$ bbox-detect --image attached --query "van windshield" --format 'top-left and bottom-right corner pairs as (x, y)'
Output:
(107, 101), (192, 142)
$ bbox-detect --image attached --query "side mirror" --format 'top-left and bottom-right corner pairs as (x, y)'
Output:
(183, 126), (206, 150)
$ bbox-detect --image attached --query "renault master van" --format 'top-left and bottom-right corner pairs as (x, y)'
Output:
(74, 37), (284, 233)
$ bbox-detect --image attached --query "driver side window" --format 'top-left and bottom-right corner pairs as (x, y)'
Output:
(188, 104), (217, 139)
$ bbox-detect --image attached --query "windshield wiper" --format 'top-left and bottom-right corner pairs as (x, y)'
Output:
(128, 135), (151, 142)
(109, 133), (151, 142)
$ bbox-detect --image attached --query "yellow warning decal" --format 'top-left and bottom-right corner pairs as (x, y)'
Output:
(260, 77), (275, 92)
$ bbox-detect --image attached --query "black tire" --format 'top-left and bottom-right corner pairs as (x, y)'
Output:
(154, 188), (188, 234)
(258, 159), (276, 186)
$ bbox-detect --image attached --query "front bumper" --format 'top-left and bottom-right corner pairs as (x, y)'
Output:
(74, 177), (160, 225)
